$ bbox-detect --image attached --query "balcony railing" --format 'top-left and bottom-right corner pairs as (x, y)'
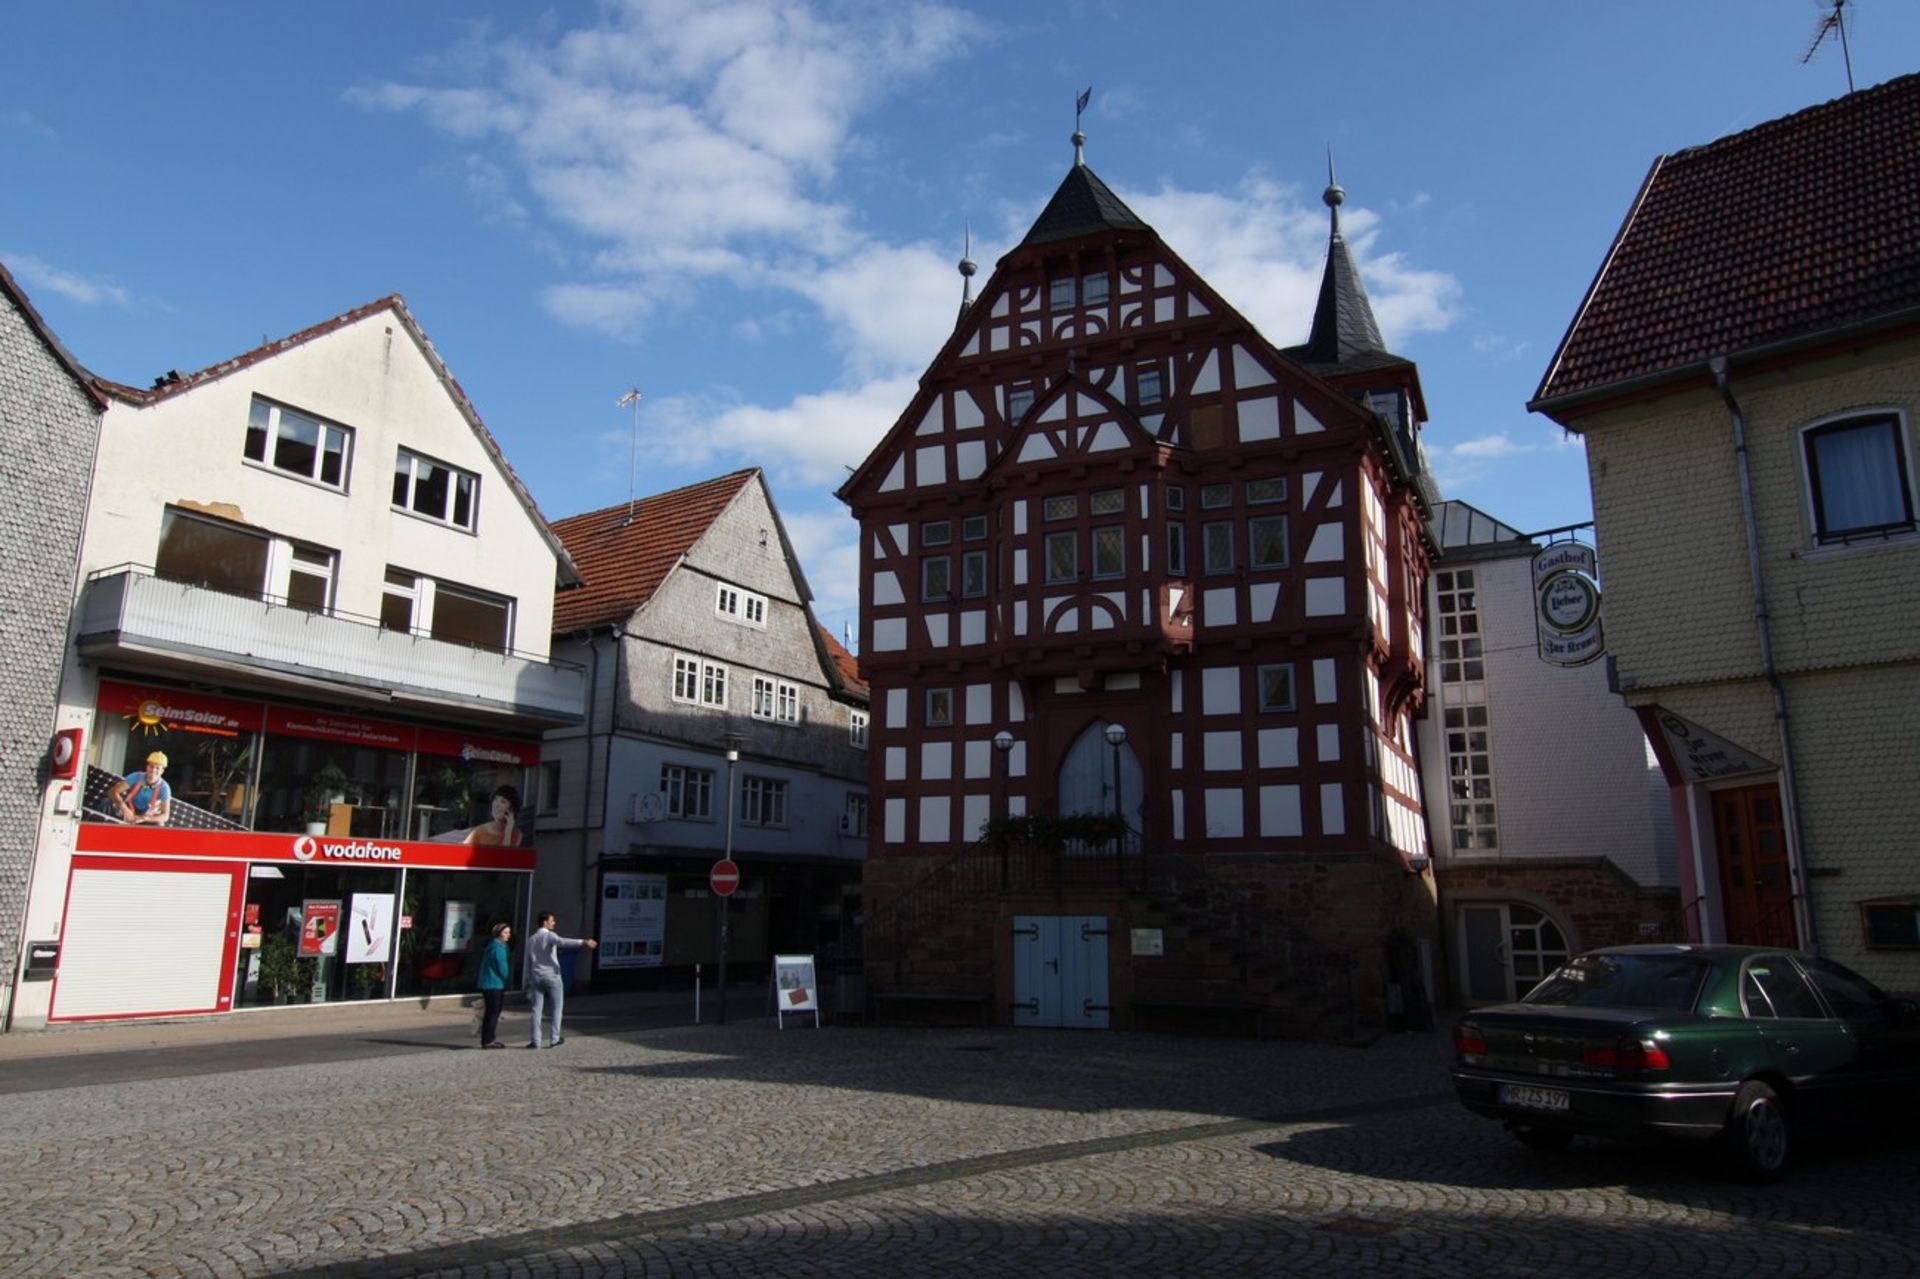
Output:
(77, 566), (585, 726)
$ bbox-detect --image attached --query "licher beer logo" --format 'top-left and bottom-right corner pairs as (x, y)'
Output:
(288, 835), (403, 864)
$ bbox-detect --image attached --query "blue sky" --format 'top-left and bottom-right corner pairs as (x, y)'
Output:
(5, 2), (1911, 644)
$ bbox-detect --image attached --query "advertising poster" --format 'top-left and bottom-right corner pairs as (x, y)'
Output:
(599, 872), (667, 968)
(347, 893), (395, 964)
(299, 900), (341, 957)
(442, 900), (476, 952)
(773, 954), (819, 1028)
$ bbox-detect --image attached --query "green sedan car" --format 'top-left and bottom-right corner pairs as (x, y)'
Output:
(1450, 944), (1920, 1181)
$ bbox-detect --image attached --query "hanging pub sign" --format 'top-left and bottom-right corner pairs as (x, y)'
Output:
(1533, 541), (1605, 667)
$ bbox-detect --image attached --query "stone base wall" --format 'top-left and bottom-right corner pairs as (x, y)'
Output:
(1441, 857), (1682, 979)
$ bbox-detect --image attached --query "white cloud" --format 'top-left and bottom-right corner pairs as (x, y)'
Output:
(775, 504), (863, 622)
(2, 109), (58, 139)
(3, 252), (131, 307)
(1472, 333), (1530, 360)
(664, 375), (920, 487)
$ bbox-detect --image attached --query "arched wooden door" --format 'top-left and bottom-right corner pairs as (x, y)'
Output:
(1057, 719), (1142, 836)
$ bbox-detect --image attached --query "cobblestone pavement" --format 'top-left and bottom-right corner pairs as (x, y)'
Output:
(2, 1009), (1918, 1277)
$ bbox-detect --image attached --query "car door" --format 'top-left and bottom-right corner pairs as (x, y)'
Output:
(1796, 954), (1920, 1119)
(1742, 953), (1854, 1129)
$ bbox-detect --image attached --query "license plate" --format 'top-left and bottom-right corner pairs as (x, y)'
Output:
(1501, 1084), (1570, 1112)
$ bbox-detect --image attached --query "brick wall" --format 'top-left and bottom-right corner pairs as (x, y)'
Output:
(1442, 858), (1681, 961)
(0, 290), (100, 978)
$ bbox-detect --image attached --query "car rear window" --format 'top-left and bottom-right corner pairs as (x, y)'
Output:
(1523, 954), (1708, 1011)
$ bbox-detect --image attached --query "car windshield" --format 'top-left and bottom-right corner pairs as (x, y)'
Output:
(1523, 953), (1708, 1011)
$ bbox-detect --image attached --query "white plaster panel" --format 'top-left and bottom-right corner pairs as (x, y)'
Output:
(1013, 499), (1028, 536)
(918, 796), (952, 843)
(872, 618), (908, 651)
(1188, 294), (1210, 316)
(1233, 346), (1275, 389)
(1250, 582), (1281, 622)
(1170, 669), (1183, 713)
(1010, 740), (1027, 777)
(956, 439), (987, 480)
(1053, 677), (1081, 694)
(885, 746), (907, 781)
(1295, 399), (1326, 434)
(1171, 732), (1184, 769)
(1050, 599), (1079, 633)
(1019, 435), (1056, 463)
(1172, 793), (1185, 840)
(966, 684), (992, 724)
(1090, 421), (1130, 452)
(1305, 578), (1346, 616)
(1320, 783), (1345, 836)
(954, 392), (985, 430)
(1013, 547), (1028, 586)
(1201, 667), (1241, 715)
(889, 523), (909, 552)
(961, 330), (980, 357)
(1104, 672), (1140, 690)
(1314, 659), (1338, 704)
(1014, 599), (1028, 636)
(1203, 587), (1238, 626)
(887, 687), (908, 727)
(1257, 727), (1299, 769)
(1192, 351), (1220, 396)
(1040, 396), (1067, 423)
(1154, 266), (1173, 287)
(1141, 412), (1163, 434)
(885, 797), (906, 843)
(1260, 786), (1303, 838)
(964, 739), (992, 779)
(991, 294), (1009, 318)
(961, 610), (986, 645)
(1076, 393), (1102, 418)
(1326, 479), (1344, 507)
(915, 403), (941, 436)
(871, 572), (904, 607)
(1203, 732), (1243, 771)
(1317, 723), (1341, 762)
(1306, 522), (1345, 562)
(924, 613), (949, 648)
(989, 328), (1009, 352)
(1009, 681), (1026, 722)
(962, 794), (990, 844)
(1121, 303), (1143, 326)
(921, 741), (953, 781)
(879, 457), (905, 492)
(1205, 789), (1245, 838)
(1238, 395), (1280, 441)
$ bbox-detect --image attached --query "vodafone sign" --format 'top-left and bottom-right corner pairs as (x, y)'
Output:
(77, 825), (535, 872)
(292, 836), (404, 863)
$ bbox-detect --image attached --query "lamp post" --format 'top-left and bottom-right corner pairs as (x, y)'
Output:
(993, 730), (1014, 888)
(1104, 723), (1128, 874)
(717, 739), (740, 1024)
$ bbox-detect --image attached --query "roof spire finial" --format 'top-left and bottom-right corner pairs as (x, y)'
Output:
(1072, 86), (1092, 166)
(1323, 146), (1345, 237)
(956, 223), (978, 326)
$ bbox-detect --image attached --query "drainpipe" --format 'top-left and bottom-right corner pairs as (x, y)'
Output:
(1709, 356), (1818, 951)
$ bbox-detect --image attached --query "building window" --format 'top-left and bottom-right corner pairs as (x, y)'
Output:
(1091, 489), (1125, 516)
(1138, 367), (1164, 407)
(430, 581), (513, 652)
(1165, 486), (1185, 512)
(672, 656), (727, 707)
(1249, 516), (1289, 569)
(715, 584), (768, 627)
(1167, 523), (1187, 576)
(1092, 526), (1125, 578)
(922, 556), (952, 601)
(752, 675), (777, 719)
(777, 682), (799, 724)
(537, 760), (561, 816)
(1045, 531), (1079, 583)
(1202, 521), (1235, 573)
(285, 545), (335, 613)
(1049, 277), (1075, 312)
(1437, 570), (1484, 682)
(841, 791), (869, 837)
(1200, 483), (1233, 509)
(1007, 387), (1035, 421)
(1445, 704), (1497, 850)
(1247, 477), (1287, 504)
(381, 568), (418, 631)
(850, 710), (869, 749)
(961, 549), (988, 598)
(1083, 273), (1110, 306)
(922, 520), (952, 547)
(155, 507), (341, 616)
(1257, 664), (1296, 712)
(244, 397), (350, 489)
(1043, 494), (1078, 521)
(660, 764), (714, 820)
(392, 448), (478, 531)
(740, 776), (788, 827)
(926, 688), (954, 727)
(1802, 412), (1916, 543)
(962, 514), (988, 541)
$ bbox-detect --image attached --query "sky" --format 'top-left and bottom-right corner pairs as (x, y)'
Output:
(5, 1), (1912, 645)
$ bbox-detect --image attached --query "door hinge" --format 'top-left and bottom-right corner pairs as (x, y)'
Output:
(1084, 1001), (1112, 1014)
(1011, 998), (1040, 1014)
(1012, 924), (1039, 939)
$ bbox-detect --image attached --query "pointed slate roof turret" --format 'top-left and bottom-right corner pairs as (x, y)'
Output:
(1016, 128), (1151, 249)
(1292, 159), (1392, 367)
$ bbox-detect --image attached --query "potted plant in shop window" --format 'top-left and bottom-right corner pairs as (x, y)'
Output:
(303, 763), (351, 835)
(257, 933), (300, 1003)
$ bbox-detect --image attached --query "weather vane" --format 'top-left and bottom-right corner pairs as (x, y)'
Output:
(1073, 86), (1091, 165)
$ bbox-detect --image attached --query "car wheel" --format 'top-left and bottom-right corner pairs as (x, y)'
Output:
(1723, 1080), (1791, 1183)
(1509, 1121), (1575, 1152)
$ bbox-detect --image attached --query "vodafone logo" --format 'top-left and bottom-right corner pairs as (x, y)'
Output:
(288, 836), (404, 864)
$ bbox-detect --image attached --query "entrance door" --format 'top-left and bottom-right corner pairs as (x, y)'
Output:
(1713, 783), (1796, 946)
(1011, 915), (1110, 1028)
(1456, 902), (1571, 1005)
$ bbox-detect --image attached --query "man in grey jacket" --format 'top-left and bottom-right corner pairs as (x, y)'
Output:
(525, 910), (597, 1048)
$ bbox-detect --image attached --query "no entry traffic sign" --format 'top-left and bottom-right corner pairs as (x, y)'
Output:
(709, 858), (741, 897)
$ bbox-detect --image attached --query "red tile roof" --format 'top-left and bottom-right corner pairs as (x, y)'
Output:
(1533, 73), (1920, 411)
(549, 469), (759, 633)
(818, 625), (867, 698)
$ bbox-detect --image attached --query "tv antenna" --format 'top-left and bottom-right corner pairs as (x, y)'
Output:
(617, 387), (643, 524)
(1801, 0), (1855, 94)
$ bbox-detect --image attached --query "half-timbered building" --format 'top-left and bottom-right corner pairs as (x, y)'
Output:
(839, 137), (1440, 1039)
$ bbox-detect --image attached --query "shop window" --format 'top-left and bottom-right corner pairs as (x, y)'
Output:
(1802, 411), (1916, 544)
(244, 396), (351, 489)
(392, 447), (478, 531)
(740, 776), (788, 827)
(661, 764), (714, 819)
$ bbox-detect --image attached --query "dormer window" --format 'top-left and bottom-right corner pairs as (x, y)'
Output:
(245, 397), (350, 490)
(393, 448), (477, 531)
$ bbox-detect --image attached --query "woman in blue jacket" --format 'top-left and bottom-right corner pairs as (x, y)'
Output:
(477, 922), (513, 1048)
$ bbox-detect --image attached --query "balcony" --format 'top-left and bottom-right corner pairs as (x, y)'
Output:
(76, 567), (585, 729)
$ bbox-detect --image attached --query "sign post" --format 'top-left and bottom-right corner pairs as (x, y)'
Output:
(710, 854), (739, 1024)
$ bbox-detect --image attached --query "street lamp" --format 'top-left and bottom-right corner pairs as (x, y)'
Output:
(717, 737), (741, 1024)
(993, 730), (1015, 887)
(1104, 723), (1128, 866)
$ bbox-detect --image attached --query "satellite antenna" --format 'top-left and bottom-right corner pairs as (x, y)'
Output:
(616, 387), (643, 524)
(1801, 0), (1855, 93)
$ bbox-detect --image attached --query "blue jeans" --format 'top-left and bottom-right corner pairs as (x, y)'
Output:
(527, 973), (565, 1046)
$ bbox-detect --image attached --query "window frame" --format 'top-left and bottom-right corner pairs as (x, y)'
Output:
(660, 763), (715, 820)
(739, 775), (789, 827)
(921, 555), (953, 601)
(392, 447), (479, 532)
(1048, 277), (1076, 312)
(841, 791), (870, 837)
(1249, 515), (1290, 569)
(1045, 530), (1079, 583)
(961, 548), (988, 598)
(1800, 409), (1917, 546)
(671, 655), (728, 708)
(1257, 664), (1297, 712)
(926, 688), (954, 727)
(1137, 366), (1164, 407)
(1202, 520), (1235, 574)
(243, 396), (352, 491)
(849, 710), (869, 750)
(1091, 525), (1126, 579)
